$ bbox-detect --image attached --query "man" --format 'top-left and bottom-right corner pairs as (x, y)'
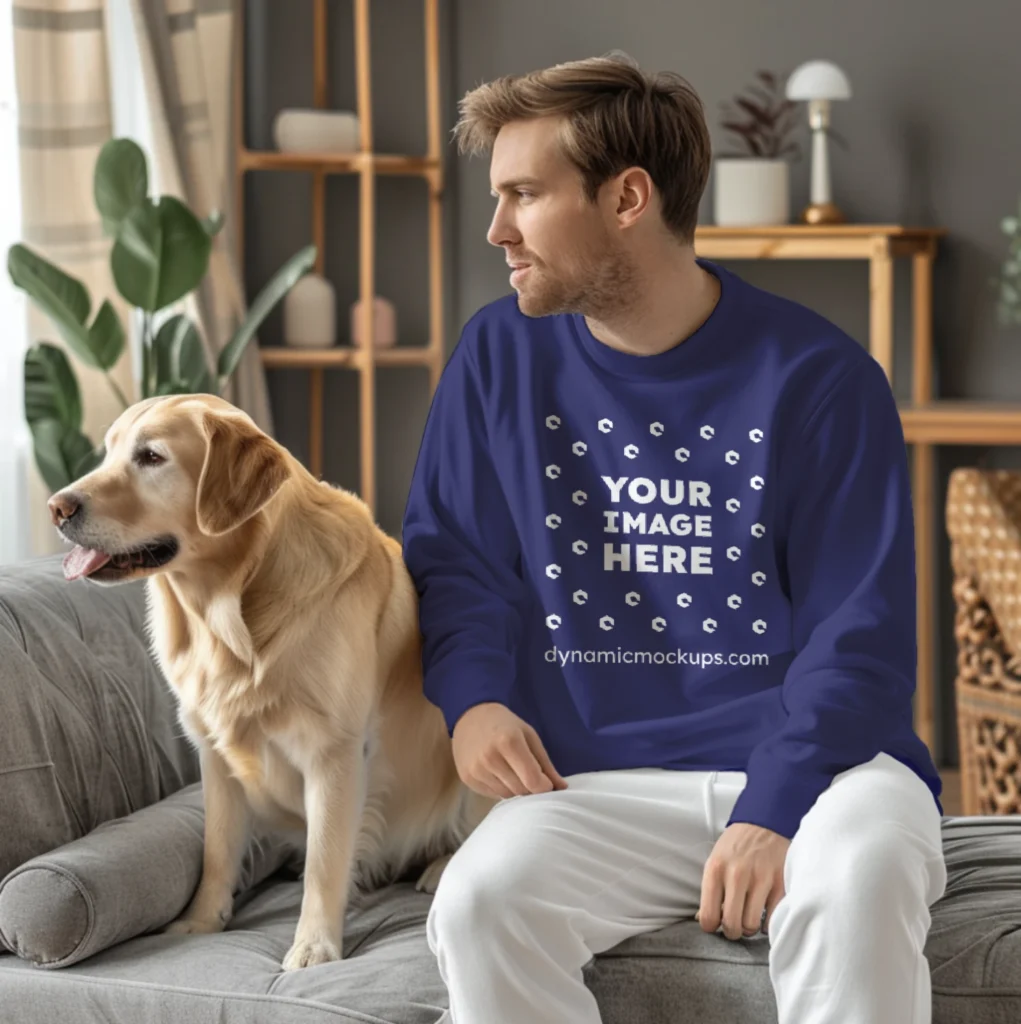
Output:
(401, 51), (946, 1024)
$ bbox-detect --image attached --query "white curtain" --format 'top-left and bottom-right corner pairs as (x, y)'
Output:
(0, 0), (32, 565)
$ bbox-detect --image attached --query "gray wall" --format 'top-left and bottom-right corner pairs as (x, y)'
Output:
(246, 0), (1021, 766)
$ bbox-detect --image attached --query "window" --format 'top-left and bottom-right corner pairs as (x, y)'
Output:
(0, 0), (31, 564)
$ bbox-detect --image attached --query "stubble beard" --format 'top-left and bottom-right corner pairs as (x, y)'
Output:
(515, 237), (641, 321)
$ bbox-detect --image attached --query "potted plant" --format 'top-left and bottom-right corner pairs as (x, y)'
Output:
(713, 70), (800, 227)
(8, 137), (316, 494)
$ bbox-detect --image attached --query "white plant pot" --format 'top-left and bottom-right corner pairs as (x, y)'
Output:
(713, 158), (790, 227)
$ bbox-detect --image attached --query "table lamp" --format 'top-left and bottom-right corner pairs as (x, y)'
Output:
(785, 60), (852, 224)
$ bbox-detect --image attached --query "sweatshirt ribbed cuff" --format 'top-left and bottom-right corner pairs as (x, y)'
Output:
(726, 762), (832, 839)
(426, 657), (515, 736)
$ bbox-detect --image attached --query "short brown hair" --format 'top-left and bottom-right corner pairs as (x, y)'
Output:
(453, 52), (711, 244)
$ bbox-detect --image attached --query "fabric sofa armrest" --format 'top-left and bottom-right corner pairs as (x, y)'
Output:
(0, 782), (302, 968)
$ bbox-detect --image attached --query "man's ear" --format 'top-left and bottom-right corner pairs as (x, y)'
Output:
(195, 412), (291, 537)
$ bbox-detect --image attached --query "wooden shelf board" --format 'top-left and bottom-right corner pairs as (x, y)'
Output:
(697, 225), (946, 239)
(899, 401), (1021, 444)
(240, 149), (440, 177)
(259, 345), (438, 369)
(694, 225), (945, 261)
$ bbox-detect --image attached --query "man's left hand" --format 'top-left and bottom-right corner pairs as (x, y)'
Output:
(697, 823), (790, 940)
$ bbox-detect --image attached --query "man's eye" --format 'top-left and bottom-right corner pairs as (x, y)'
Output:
(135, 448), (166, 468)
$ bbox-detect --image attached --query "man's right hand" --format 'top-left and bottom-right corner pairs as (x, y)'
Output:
(451, 702), (569, 799)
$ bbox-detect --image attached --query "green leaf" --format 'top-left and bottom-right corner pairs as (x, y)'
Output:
(7, 243), (97, 364)
(153, 320), (174, 387)
(177, 333), (215, 395)
(1002, 216), (1019, 236)
(24, 343), (82, 430)
(8, 243), (90, 324)
(8, 243), (127, 372)
(86, 299), (126, 370)
(60, 429), (99, 484)
(111, 201), (160, 310)
(30, 419), (72, 493)
(94, 138), (148, 237)
(202, 210), (224, 237)
(157, 197), (212, 307)
(153, 315), (215, 394)
(218, 244), (316, 383)
(156, 380), (195, 396)
(111, 196), (212, 312)
(29, 419), (97, 493)
(141, 335), (152, 400)
(73, 444), (105, 478)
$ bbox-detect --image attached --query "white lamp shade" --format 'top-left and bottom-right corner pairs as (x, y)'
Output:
(785, 60), (852, 101)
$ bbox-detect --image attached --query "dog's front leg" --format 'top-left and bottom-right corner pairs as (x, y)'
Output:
(283, 738), (364, 970)
(165, 741), (250, 935)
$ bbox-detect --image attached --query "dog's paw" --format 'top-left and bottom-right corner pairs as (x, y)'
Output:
(282, 935), (342, 970)
(163, 915), (227, 936)
(415, 853), (453, 894)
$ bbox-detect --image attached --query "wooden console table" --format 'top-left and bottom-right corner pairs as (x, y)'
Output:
(693, 226), (945, 755)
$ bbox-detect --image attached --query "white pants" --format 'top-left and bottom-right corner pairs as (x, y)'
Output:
(427, 753), (947, 1024)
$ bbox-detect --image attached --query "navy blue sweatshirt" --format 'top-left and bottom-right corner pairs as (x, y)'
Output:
(402, 260), (941, 839)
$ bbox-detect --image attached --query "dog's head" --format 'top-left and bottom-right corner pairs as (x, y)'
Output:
(48, 394), (291, 585)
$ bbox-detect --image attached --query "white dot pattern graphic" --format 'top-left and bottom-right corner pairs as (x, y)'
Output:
(540, 414), (771, 638)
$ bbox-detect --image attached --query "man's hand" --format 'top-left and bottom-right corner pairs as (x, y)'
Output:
(697, 823), (790, 940)
(451, 702), (569, 799)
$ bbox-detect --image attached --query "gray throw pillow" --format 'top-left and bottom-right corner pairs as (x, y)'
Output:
(0, 782), (303, 968)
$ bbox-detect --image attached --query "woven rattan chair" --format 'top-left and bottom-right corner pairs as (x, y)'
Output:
(946, 467), (1021, 814)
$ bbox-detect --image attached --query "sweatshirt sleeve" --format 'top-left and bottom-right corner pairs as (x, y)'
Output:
(401, 333), (526, 735)
(727, 355), (918, 839)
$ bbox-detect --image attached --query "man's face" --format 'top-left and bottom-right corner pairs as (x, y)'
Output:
(487, 117), (637, 319)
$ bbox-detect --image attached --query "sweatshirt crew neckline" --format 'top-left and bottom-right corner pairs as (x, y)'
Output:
(567, 258), (740, 381)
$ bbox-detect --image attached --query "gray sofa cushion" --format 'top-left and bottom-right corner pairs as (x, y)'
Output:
(0, 816), (1019, 1024)
(585, 815), (1021, 1024)
(0, 783), (303, 969)
(0, 558), (199, 882)
(0, 879), (448, 1024)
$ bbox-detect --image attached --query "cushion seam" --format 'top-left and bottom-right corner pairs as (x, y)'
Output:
(0, 594), (28, 651)
(0, 969), (415, 1022)
(594, 946), (770, 965)
(931, 986), (1021, 997)
(0, 761), (55, 778)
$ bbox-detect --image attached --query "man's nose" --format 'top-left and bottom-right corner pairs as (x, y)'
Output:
(48, 490), (83, 526)
(487, 206), (520, 248)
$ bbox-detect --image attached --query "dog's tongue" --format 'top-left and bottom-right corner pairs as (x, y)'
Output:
(62, 546), (111, 581)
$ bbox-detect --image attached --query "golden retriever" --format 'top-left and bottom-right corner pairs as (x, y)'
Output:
(47, 393), (492, 970)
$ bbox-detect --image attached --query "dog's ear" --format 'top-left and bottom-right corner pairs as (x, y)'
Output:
(195, 412), (290, 537)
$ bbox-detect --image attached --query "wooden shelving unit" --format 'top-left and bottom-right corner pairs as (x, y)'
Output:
(234, 0), (445, 513)
(695, 224), (1021, 759)
(899, 402), (1021, 445)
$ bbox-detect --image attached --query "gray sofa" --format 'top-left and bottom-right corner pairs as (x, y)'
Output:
(1, 556), (1020, 1024)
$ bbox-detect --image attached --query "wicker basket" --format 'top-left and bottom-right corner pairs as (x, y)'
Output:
(946, 468), (1021, 814)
